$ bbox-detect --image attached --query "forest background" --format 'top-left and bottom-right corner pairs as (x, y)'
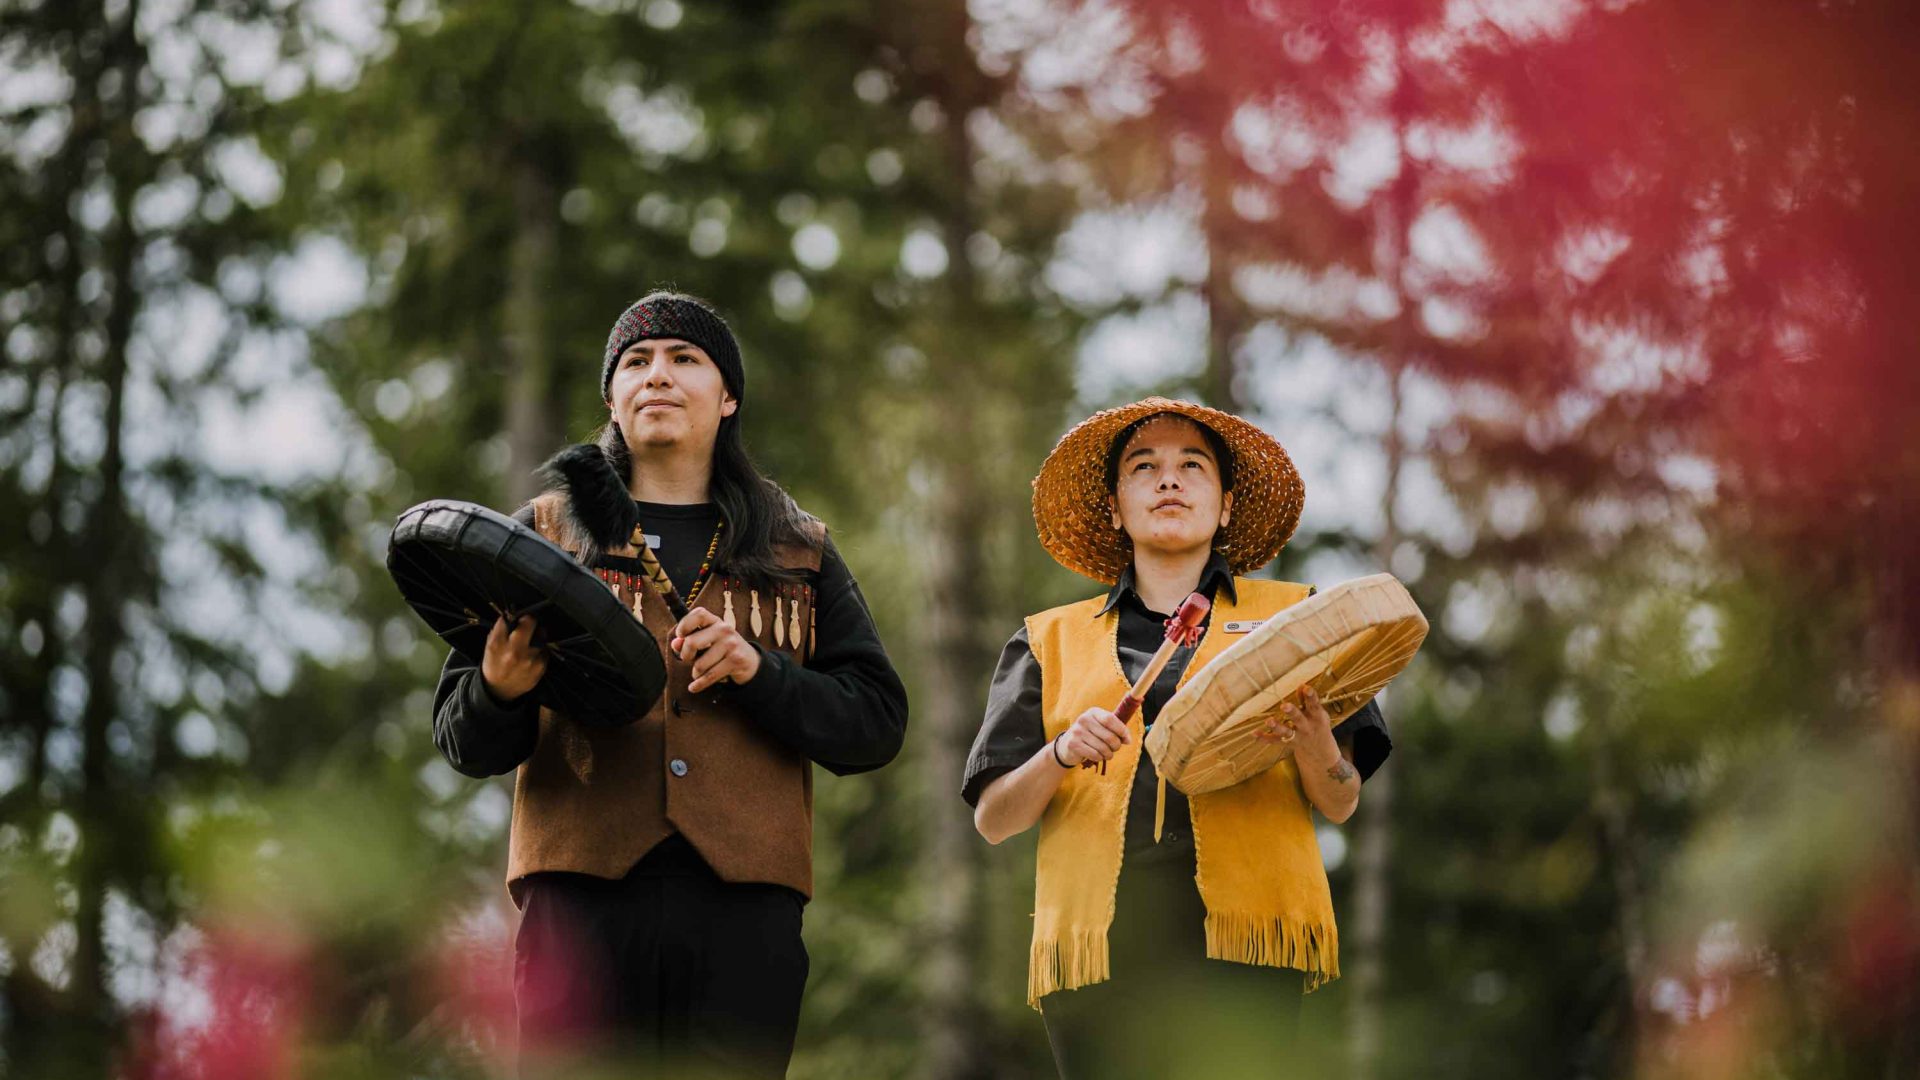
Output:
(3, 0), (1917, 1076)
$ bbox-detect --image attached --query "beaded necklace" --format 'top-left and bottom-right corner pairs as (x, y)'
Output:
(683, 519), (725, 605)
(629, 517), (726, 619)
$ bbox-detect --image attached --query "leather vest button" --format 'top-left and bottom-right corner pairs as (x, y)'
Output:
(669, 758), (689, 777)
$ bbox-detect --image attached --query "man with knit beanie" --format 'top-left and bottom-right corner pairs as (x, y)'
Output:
(964, 399), (1392, 1079)
(430, 291), (909, 1077)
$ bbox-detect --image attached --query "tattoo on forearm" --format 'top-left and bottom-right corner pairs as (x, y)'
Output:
(1327, 759), (1356, 784)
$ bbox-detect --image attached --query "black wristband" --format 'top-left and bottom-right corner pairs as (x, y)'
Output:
(1051, 732), (1073, 768)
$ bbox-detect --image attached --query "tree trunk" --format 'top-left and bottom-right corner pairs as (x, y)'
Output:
(916, 467), (992, 1080)
(1348, 366), (1403, 1080)
(502, 153), (565, 506)
(1589, 708), (1647, 987)
(1350, 28), (1420, 1069)
(915, 35), (993, 1078)
(1201, 152), (1241, 411)
(1177, 83), (1242, 413)
(70, 3), (146, 1066)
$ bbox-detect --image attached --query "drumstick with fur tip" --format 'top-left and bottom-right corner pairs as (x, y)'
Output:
(1084, 591), (1211, 774)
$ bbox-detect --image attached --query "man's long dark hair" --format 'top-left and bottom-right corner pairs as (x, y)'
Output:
(593, 414), (817, 586)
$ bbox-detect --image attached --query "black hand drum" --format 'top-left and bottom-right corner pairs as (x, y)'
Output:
(387, 500), (665, 728)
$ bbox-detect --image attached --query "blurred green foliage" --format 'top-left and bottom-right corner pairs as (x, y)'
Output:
(3, 1), (1915, 1078)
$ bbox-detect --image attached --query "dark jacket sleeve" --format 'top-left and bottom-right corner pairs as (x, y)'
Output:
(723, 536), (908, 776)
(960, 626), (1047, 807)
(1308, 581), (1393, 783)
(429, 504), (542, 778)
(1339, 698), (1392, 783)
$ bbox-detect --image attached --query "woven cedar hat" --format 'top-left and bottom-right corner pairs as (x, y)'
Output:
(1031, 397), (1304, 585)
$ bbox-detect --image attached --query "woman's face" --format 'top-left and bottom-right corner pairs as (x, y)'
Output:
(1110, 416), (1232, 558)
(606, 338), (737, 453)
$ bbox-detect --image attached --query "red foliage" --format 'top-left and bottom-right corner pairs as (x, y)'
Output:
(1834, 869), (1920, 1034)
(1108, 0), (1920, 666)
(122, 926), (312, 1080)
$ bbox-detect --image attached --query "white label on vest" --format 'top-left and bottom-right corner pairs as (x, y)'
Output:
(642, 533), (662, 549)
(1223, 619), (1265, 634)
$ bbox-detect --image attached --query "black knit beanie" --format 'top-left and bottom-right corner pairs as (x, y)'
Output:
(601, 292), (745, 403)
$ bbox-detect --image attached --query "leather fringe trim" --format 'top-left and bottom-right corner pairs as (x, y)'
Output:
(1204, 911), (1340, 992)
(1026, 927), (1112, 1010)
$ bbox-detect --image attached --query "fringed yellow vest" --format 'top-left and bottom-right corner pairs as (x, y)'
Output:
(1025, 578), (1338, 1007)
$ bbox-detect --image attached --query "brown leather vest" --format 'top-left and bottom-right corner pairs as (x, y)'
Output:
(505, 493), (823, 905)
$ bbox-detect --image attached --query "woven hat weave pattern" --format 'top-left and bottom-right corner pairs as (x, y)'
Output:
(601, 294), (745, 403)
(1031, 397), (1304, 585)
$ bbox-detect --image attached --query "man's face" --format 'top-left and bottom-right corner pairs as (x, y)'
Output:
(1110, 416), (1232, 558)
(606, 338), (737, 451)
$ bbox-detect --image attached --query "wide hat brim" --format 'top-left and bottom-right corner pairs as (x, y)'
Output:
(1031, 397), (1305, 585)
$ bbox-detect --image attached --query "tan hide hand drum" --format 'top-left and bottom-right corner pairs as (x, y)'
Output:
(1145, 574), (1427, 796)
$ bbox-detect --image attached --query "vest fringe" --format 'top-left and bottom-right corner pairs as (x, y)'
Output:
(1027, 927), (1112, 1009)
(1023, 582), (1338, 1009)
(1203, 911), (1341, 992)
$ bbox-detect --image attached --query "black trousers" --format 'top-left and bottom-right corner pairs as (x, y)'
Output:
(1040, 860), (1305, 1080)
(513, 836), (810, 1079)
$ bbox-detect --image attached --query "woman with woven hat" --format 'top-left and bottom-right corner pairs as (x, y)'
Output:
(963, 398), (1391, 1079)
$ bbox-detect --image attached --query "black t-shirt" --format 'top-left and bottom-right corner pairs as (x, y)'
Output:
(629, 500), (723, 596)
(581, 500), (724, 598)
(1112, 583), (1214, 866)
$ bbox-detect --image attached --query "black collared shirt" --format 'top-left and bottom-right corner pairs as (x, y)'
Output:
(962, 553), (1391, 867)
